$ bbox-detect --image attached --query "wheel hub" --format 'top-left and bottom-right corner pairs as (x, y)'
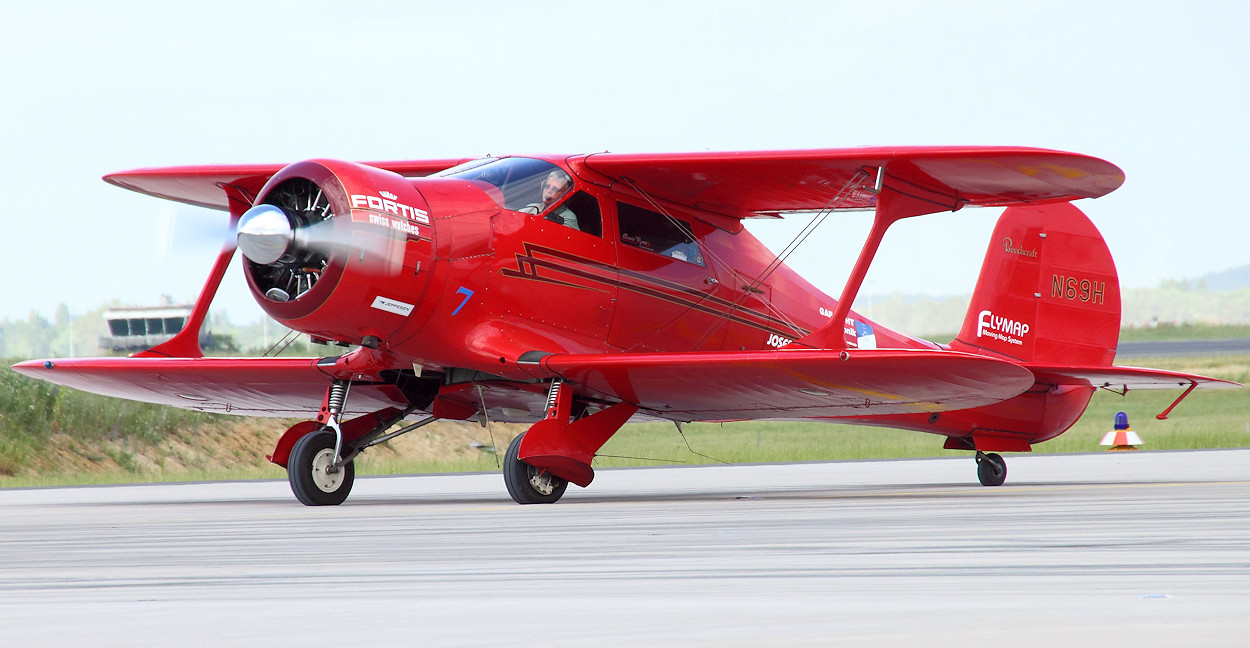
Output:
(527, 466), (558, 496)
(310, 448), (346, 493)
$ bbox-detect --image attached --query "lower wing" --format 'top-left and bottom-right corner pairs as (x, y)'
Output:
(10, 357), (409, 417)
(525, 348), (1037, 420)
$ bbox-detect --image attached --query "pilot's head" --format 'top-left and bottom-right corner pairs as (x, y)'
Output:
(541, 170), (572, 206)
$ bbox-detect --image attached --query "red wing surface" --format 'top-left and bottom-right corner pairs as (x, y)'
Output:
(10, 357), (409, 418)
(104, 159), (464, 210)
(532, 348), (1037, 420)
(580, 146), (1124, 220)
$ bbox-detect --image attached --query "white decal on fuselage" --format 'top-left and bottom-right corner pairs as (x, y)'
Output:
(366, 213), (422, 237)
(767, 333), (793, 348)
(371, 296), (415, 317)
(976, 309), (1030, 346)
(351, 194), (430, 225)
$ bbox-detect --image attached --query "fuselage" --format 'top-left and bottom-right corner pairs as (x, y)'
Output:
(239, 155), (938, 381)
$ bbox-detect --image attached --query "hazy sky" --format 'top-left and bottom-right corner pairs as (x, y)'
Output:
(2, 1), (1245, 323)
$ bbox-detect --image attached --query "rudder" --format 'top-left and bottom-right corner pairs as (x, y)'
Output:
(951, 201), (1120, 366)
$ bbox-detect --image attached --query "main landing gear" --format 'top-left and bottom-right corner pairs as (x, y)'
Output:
(975, 451), (1007, 487)
(499, 379), (639, 505)
(503, 433), (568, 504)
(288, 430), (356, 506)
(277, 373), (437, 505)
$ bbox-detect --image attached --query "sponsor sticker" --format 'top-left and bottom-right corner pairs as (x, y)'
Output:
(767, 333), (793, 348)
(371, 296), (415, 317)
(841, 318), (877, 349)
(976, 309), (1029, 346)
(365, 212), (422, 237)
(853, 321), (877, 350)
(350, 193), (430, 224)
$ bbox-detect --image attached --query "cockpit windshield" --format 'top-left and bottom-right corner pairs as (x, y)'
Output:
(433, 157), (571, 213)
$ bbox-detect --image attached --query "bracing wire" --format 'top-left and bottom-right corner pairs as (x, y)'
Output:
(675, 422), (731, 465)
(476, 384), (501, 469)
(621, 169), (872, 350)
(593, 453), (686, 464)
(737, 168), (874, 297)
(272, 331), (303, 356)
(620, 179), (808, 350)
(593, 422), (732, 466)
(263, 328), (301, 357)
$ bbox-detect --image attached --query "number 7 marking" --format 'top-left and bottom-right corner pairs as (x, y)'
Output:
(452, 286), (474, 316)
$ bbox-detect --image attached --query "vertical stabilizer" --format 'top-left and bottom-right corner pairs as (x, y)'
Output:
(952, 202), (1120, 366)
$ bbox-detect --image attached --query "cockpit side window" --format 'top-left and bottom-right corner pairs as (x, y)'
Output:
(617, 201), (704, 266)
(542, 191), (602, 236)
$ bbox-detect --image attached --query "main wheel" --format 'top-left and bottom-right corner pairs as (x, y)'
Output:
(288, 430), (355, 506)
(503, 433), (568, 505)
(976, 452), (1007, 487)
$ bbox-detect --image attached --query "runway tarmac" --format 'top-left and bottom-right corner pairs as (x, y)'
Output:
(1116, 337), (1250, 357)
(2, 450), (1248, 647)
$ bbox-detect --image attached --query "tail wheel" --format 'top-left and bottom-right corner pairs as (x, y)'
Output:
(288, 430), (355, 506)
(503, 433), (568, 505)
(976, 452), (1007, 487)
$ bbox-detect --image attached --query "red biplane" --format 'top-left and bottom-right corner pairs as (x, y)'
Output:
(12, 147), (1241, 505)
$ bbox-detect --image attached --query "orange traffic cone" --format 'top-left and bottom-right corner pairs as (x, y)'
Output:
(1100, 411), (1143, 451)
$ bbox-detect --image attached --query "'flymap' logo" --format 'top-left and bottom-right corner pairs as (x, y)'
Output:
(977, 310), (1029, 346)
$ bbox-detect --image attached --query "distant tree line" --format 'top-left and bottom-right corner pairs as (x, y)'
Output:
(4, 284), (1248, 359)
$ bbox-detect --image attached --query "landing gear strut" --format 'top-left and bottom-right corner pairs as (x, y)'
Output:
(503, 433), (568, 505)
(288, 429), (356, 505)
(975, 451), (1007, 487)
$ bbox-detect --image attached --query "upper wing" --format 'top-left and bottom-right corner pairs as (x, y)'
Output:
(104, 158), (466, 211)
(526, 348), (1037, 420)
(9, 357), (409, 418)
(105, 147), (1123, 217)
(1027, 365), (1243, 390)
(578, 146), (1124, 220)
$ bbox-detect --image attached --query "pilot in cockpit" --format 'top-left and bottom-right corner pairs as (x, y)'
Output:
(524, 170), (579, 231)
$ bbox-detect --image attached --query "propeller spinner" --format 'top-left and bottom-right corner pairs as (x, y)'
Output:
(237, 204), (296, 265)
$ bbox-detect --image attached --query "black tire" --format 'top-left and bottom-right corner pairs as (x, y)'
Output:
(288, 430), (355, 506)
(976, 452), (1007, 487)
(503, 433), (568, 505)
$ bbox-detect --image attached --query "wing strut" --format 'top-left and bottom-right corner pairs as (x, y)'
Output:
(134, 183), (254, 358)
(793, 166), (966, 349)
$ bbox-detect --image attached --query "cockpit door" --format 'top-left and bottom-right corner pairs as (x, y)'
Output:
(606, 199), (727, 352)
(492, 187), (618, 352)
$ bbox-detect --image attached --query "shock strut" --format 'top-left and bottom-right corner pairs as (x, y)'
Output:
(543, 378), (564, 418)
(325, 379), (351, 472)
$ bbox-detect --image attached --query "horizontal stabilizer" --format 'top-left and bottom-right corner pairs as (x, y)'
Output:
(528, 348), (1036, 420)
(1027, 364), (1242, 391)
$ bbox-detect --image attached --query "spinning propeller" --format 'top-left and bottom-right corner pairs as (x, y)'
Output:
(236, 176), (405, 303)
(237, 177), (335, 303)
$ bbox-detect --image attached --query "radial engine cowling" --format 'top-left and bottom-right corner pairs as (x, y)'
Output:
(237, 159), (438, 346)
